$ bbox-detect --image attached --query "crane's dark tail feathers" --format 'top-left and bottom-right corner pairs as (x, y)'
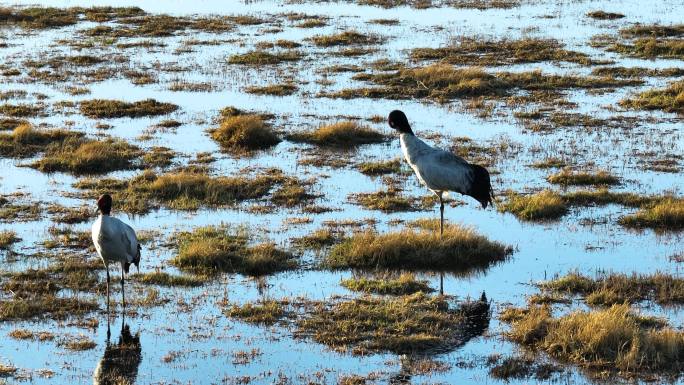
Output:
(124, 245), (142, 274)
(467, 164), (494, 209)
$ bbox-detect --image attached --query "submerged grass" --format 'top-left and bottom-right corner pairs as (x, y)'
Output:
(171, 226), (296, 276)
(326, 225), (511, 272)
(226, 300), (284, 325)
(228, 50), (302, 65)
(80, 99), (178, 118)
(541, 271), (684, 306)
(310, 30), (382, 47)
(288, 121), (386, 147)
(130, 271), (206, 287)
(341, 273), (433, 295)
(504, 303), (684, 374)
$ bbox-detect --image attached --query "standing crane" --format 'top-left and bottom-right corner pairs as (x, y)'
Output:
(91, 194), (141, 310)
(387, 110), (494, 294)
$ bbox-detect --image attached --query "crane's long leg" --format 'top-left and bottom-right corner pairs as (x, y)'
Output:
(105, 266), (110, 312)
(438, 193), (445, 296)
(121, 264), (126, 310)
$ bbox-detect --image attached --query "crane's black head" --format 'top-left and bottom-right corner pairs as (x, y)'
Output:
(97, 194), (112, 215)
(388, 110), (413, 135)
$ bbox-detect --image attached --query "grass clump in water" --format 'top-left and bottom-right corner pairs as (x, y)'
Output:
(587, 10), (624, 20)
(292, 228), (339, 250)
(341, 273), (433, 295)
(619, 80), (684, 114)
(619, 198), (684, 230)
(210, 113), (281, 152)
(326, 225), (511, 272)
(609, 38), (684, 60)
(310, 30), (382, 47)
(411, 38), (595, 66)
(80, 99), (178, 118)
(541, 271), (684, 306)
(0, 123), (84, 158)
(357, 158), (402, 175)
(296, 293), (489, 355)
(30, 137), (141, 174)
(245, 83), (297, 96)
(0, 296), (98, 320)
(171, 226), (296, 276)
(225, 300), (284, 325)
(130, 271), (206, 287)
(547, 169), (619, 186)
(228, 50), (302, 65)
(504, 303), (684, 374)
(288, 121), (386, 147)
(0, 103), (44, 117)
(0, 230), (19, 249)
(350, 188), (430, 212)
(498, 190), (568, 221)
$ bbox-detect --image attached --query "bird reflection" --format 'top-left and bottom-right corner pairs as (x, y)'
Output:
(389, 292), (491, 384)
(93, 316), (142, 385)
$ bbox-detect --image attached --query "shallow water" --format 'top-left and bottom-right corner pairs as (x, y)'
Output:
(1, 0), (683, 383)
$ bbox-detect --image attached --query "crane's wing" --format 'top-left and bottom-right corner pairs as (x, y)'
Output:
(414, 149), (474, 193)
(119, 222), (139, 264)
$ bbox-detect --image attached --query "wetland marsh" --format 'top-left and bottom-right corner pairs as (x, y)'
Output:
(0, 0), (683, 384)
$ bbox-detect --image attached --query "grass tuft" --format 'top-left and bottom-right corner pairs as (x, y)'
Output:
(504, 303), (684, 374)
(547, 169), (619, 186)
(288, 121), (386, 147)
(171, 226), (296, 276)
(296, 293), (489, 355)
(226, 300), (284, 325)
(619, 198), (684, 230)
(210, 114), (280, 152)
(498, 190), (568, 220)
(326, 225), (511, 272)
(620, 80), (684, 114)
(80, 99), (178, 118)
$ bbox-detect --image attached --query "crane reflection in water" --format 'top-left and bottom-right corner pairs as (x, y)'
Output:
(93, 316), (142, 385)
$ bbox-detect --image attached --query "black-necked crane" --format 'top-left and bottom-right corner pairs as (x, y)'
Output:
(387, 110), (494, 294)
(91, 194), (141, 310)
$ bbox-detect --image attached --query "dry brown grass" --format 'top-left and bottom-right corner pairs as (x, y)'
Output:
(547, 169), (619, 186)
(505, 304), (684, 374)
(80, 99), (178, 118)
(498, 190), (568, 220)
(619, 198), (684, 230)
(326, 225), (511, 272)
(31, 137), (141, 174)
(620, 80), (684, 114)
(288, 121), (386, 147)
(210, 114), (280, 152)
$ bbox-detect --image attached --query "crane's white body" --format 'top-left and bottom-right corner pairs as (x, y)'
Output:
(92, 213), (139, 309)
(400, 133), (474, 197)
(92, 214), (139, 268)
